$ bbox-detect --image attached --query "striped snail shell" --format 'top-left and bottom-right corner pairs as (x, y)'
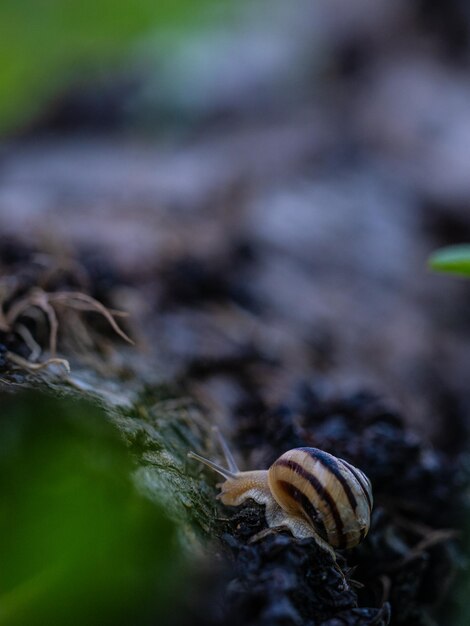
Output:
(269, 447), (373, 550)
(188, 430), (373, 556)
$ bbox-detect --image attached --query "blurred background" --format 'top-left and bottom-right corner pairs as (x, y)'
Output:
(1, 1), (470, 625)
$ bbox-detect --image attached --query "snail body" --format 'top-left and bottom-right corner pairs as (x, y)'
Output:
(188, 432), (373, 556)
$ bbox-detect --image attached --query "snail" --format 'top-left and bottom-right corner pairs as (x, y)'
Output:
(188, 430), (373, 557)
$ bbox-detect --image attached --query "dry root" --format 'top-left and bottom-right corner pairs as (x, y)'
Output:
(0, 286), (133, 376)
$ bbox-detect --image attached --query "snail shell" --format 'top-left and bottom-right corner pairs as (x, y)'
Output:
(188, 431), (373, 555)
(269, 447), (372, 549)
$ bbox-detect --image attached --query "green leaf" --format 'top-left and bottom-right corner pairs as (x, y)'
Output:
(428, 245), (470, 277)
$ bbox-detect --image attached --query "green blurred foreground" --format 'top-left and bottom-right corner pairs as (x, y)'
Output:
(0, 392), (182, 626)
(0, 0), (216, 133)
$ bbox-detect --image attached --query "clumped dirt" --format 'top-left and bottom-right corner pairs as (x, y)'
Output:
(179, 365), (465, 626)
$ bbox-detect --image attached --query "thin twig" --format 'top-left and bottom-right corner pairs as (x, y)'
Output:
(48, 291), (134, 344)
(384, 528), (458, 573)
(6, 289), (59, 356)
(6, 351), (70, 374)
(15, 324), (42, 361)
(5, 293), (38, 326)
(31, 291), (59, 356)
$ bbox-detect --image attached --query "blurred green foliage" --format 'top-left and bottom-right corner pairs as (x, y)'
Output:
(0, 0), (214, 133)
(0, 391), (183, 626)
(428, 245), (470, 278)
